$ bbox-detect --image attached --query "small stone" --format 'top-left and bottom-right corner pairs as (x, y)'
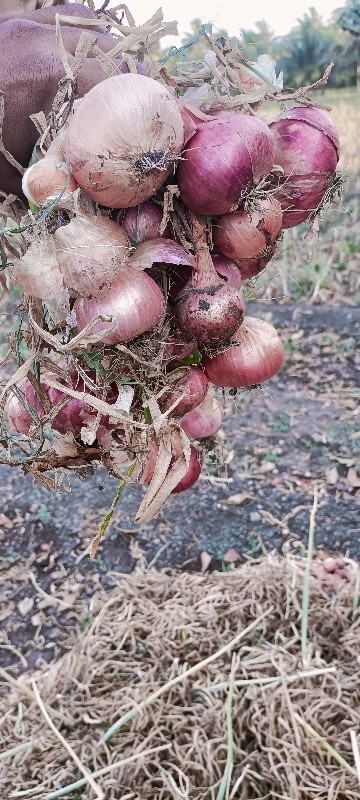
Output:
(249, 511), (261, 523)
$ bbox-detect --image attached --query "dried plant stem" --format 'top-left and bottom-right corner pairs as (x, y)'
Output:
(216, 654), (237, 800)
(229, 764), (251, 798)
(0, 741), (34, 763)
(25, 745), (171, 800)
(206, 665), (336, 692)
(350, 730), (360, 788)
(0, 669), (72, 726)
(101, 606), (272, 744)
(31, 680), (104, 800)
(29, 572), (72, 610)
(294, 713), (356, 776)
(301, 484), (318, 667)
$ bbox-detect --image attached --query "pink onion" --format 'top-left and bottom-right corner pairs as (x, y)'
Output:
(166, 336), (197, 362)
(180, 391), (224, 439)
(175, 215), (245, 345)
(213, 197), (283, 279)
(117, 202), (166, 243)
(66, 73), (184, 208)
(7, 379), (45, 434)
(177, 112), (275, 215)
(203, 317), (285, 387)
(211, 253), (242, 288)
(171, 445), (202, 493)
(74, 270), (165, 346)
(22, 134), (77, 209)
(161, 366), (208, 417)
(269, 106), (340, 228)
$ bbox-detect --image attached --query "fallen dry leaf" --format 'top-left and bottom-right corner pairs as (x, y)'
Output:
(0, 513), (14, 530)
(200, 551), (212, 573)
(220, 492), (254, 506)
(0, 602), (15, 622)
(17, 596), (34, 616)
(326, 466), (339, 485)
(223, 548), (241, 563)
(347, 468), (360, 488)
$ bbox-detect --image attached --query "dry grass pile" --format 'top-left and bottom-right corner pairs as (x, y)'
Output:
(1, 553), (360, 799)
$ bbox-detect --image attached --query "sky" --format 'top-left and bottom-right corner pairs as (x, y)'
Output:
(99, 0), (341, 39)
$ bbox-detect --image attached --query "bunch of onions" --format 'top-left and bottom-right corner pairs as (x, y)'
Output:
(180, 390), (223, 439)
(177, 112), (275, 215)
(203, 317), (285, 387)
(74, 269), (165, 345)
(161, 366), (208, 416)
(175, 215), (245, 345)
(53, 211), (130, 298)
(22, 134), (77, 209)
(269, 106), (340, 228)
(116, 201), (166, 243)
(65, 73), (184, 208)
(213, 197), (283, 279)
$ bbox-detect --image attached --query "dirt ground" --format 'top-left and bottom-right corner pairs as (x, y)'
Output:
(0, 301), (359, 673)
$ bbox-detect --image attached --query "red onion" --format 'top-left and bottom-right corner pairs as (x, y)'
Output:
(211, 253), (242, 288)
(166, 336), (197, 362)
(175, 216), (245, 346)
(180, 391), (224, 439)
(66, 74), (184, 208)
(171, 445), (202, 493)
(269, 106), (340, 228)
(74, 270), (165, 346)
(118, 202), (165, 243)
(213, 197), (283, 279)
(7, 379), (45, 434)
(7, 375), (101, 437)
(177, 112), (275, 215)
(203, 317), (285, 387)
(161, 366), (208, 417)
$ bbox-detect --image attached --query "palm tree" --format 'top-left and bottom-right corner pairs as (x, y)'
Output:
(336, 0), (360, 86)
(276, 9), (334, 86)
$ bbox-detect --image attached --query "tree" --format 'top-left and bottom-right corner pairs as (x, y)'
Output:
(276, 9), (333, 86)
(336, 0), (360, 86)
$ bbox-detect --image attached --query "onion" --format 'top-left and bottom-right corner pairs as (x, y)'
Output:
(22, 134), (77, 209)
(65, 73), (184, 208)
(213, 197), (283, 279)
(177, 112), (275, 215)
(269, 106), (340, 228)
(175, 215), (245, 345)
(6, 375), (99, 437)
(171, 445), (202, 493)
(53, 211), (130, 299)
(166, 336), (197, 362)
(161, 366), (208, 416)
(203, 317), (285, 387)
(74, 270), (165, 345)
(117, 202), (165, 243)
(211, 253), (242, 288)
(180, 390), (224, 439)
(7, 379), (45, 434)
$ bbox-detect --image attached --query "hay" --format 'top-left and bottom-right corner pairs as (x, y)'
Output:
(1, 553), (360, 799)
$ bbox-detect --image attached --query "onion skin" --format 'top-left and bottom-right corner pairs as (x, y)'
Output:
(171, 445), (202, 493)
(180, 391), (224, 439)
(6, 375), (98, 437)
(161, 366), (208, 417)
(73, 270), (165, 346)
(269, 106), (340, 228)
(177, 113), (275, 215)
(119, 202), (165, 243)
(211, 254), (242, 289)
(213, 197), (283, 280)
(203, 317), (285, 387)
(53, 213), (130, 299)
(65, 73), (184, 208)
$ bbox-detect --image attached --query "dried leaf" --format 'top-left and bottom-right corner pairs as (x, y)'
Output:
(17, 596), (34, 616)
(12, 236), (70, 323)
(220, 492), (254, 506)
(0, 513), (14, 529)
(51, 431), (79, 458)
(0, 602), (15, 622)
(326, 466), (339, 485)
(347, 468), (360, 488)
(200, 551), (212, 573)
(223, 548), (241, 563)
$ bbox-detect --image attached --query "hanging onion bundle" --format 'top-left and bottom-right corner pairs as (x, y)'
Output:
(65, 73), (184, 208)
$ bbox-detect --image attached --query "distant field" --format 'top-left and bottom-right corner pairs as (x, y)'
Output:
(255, 88), (360, 305)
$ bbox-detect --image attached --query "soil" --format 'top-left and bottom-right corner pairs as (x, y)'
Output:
(0, 301), (359, 673)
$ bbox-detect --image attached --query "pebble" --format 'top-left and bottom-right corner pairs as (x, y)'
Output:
(249, 511), (261, 522)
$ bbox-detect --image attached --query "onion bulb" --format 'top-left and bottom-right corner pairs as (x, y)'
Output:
(269, 106), (340, 228)
(177, 112), (275, 215)
(22, 135), (77, 209)
(53, 211), (130, 298)
(175, 215), (245, 345)
(7, 379), (45, 434)
(203, 317), (285, 387)
(7, 375), (102, 437)
(211, 253), (242, 288)
(65, 73), (184, 208)
(119, 202), (166, 243)
(180, 390), (224, 439)
(171, 445), (202, 493)
(213, 197), (283, 279)
(74, 270), (165, 345)
(161, 366), (208, 416)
